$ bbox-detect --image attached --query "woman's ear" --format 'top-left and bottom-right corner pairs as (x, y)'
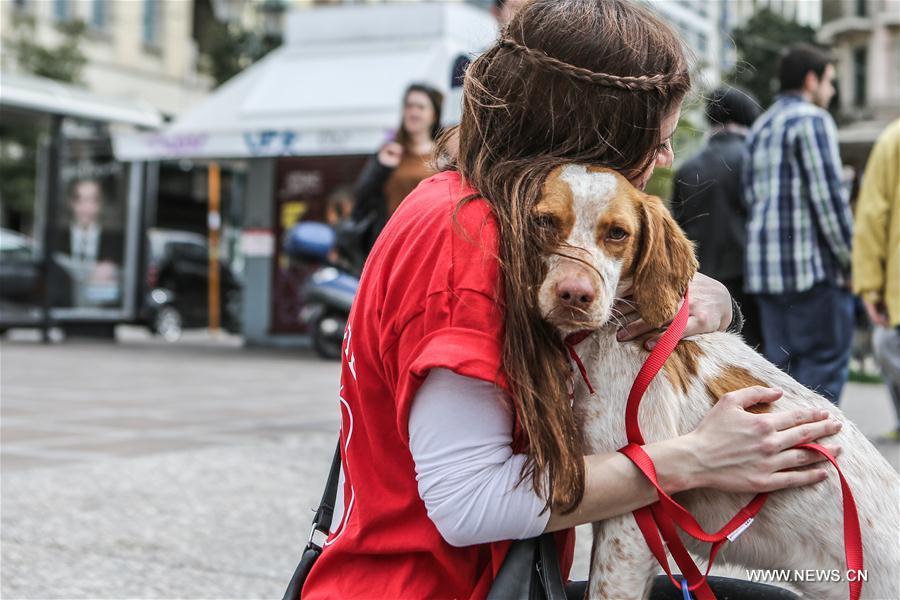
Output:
(631, 193), (698, 328)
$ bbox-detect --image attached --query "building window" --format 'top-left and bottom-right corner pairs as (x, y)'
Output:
(53, 0), (70, 21)
(855, 0), (868, 17)
(853, 46), (868, 108)
(142, 0), (162, 48)
(91, 0), (108, 29)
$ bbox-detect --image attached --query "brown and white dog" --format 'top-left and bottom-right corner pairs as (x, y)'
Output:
(535, 164), (900, 599)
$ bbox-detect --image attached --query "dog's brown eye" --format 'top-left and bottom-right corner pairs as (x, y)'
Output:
(534, 213), (558, 230)
(607, 226), (628, 241)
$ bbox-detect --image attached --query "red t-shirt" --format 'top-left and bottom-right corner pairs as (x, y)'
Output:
(302, 171), (574, 599)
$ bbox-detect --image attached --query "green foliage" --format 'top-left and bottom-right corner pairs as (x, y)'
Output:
(204, 21), (281, 86)
(1, 14), (87, 228)
(0, 119), (44, 230)
(7, 14), (87, 84)
(726, 8), (816, 108)
(848, 369), (883, 384)
(646, 114), (705, 201)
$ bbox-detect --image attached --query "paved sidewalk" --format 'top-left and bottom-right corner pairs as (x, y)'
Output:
(1, 333), (897, 598)
(2, 334), (342, 599)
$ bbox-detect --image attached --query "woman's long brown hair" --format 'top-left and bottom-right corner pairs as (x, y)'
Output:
(436, 0), (691, 513)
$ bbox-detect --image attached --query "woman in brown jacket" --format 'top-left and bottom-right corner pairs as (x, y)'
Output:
(351, 83), (443, 254)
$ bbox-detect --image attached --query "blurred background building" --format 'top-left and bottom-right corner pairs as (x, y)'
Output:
(640, 0), (822, 87)
(819, 0), (900, 155)
(1, 0), (897, 348)
(643, 0), (725, 85)
(0, 0), (212, 116)
(729, 0), (823, 27)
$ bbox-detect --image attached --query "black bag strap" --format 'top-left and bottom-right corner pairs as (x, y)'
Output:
(536, 533), (567, 600)
(282, 441), (342, 600)
(486, 533), (567, 600)
(312, 441), (342, 539)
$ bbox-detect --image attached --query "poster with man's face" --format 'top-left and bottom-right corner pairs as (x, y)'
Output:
(53, 138), (126, 309)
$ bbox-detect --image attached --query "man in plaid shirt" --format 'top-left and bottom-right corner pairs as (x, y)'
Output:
(743, 44), (854, 405)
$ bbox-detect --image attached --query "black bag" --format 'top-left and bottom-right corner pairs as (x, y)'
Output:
(283, 440), (567, 600)
(487, 533), (568, 600)
(282, 443), (341, 600)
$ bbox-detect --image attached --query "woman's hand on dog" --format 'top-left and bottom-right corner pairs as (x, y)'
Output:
(680, 386), (843, 493)
(615, 272), (733, 349)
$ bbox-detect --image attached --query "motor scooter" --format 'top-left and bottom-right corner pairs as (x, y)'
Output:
(284, 222), (359, 359)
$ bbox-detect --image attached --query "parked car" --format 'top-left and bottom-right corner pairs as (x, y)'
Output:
(141, 229), (241, 341)
(0, 228), (73, 327)
(0, 228), (40, 303)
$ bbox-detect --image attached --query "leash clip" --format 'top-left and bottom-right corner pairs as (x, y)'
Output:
(681, 579), (693, 600)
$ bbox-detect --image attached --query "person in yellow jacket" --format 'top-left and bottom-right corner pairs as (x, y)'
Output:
(853, 118), (900, 440)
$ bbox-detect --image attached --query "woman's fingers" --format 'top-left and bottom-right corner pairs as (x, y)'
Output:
(687, 273), (733, 332)
(688, 385), (843, 495)
(612, 294), (637, 317)
(759, 468), (830, 492)
(768, 445), (842, 472)
(616, 316), (656, 342)
(613, 295), (643, 339)
(766, 407), (831, 431)
(773, 417), (843, 450)
(722, 385), (783, 409)
(619, 274), (733, 347)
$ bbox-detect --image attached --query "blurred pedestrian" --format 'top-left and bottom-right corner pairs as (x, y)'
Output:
(852, 118), (900, 439)
(324, 185), (354, 227)
(743, 43), (854, 404)
(670, 86), (763, 348)
(350, 83), (443, 254)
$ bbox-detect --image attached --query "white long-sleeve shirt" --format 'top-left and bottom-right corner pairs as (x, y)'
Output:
(408, 368), (550, 547)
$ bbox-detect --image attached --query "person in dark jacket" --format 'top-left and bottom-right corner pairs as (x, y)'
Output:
(670, 86), (764, 348)
(350, 83), (443, 255)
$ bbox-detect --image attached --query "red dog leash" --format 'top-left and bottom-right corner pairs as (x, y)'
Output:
(566, 291), (864, 600)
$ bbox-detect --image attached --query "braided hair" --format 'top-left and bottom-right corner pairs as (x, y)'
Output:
(497, 37), (687, 94)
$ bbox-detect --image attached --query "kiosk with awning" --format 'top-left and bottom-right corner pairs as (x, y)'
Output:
(114, 2), (496, 347)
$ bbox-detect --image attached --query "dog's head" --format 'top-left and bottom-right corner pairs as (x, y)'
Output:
(535, 164), (697, 335)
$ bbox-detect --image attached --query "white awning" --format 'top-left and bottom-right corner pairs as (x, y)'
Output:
(113, 2), (496, 161)
(0, 71), (163, 128)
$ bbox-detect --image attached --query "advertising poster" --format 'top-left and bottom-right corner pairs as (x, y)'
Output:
(53, 137), (127, 310)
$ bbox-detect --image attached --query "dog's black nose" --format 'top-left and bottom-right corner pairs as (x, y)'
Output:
(556, 277), (596, 308)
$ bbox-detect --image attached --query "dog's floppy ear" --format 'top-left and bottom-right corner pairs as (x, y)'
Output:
(631, 193), (698, 328)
